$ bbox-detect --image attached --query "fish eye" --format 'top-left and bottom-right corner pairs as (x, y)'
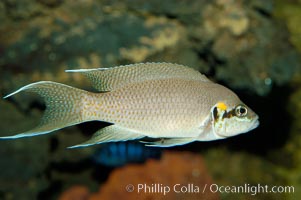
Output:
(235, 105), (247, 117)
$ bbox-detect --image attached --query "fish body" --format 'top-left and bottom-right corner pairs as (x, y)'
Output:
(88, 79), (241, 138)
(1, 63), (259, 147)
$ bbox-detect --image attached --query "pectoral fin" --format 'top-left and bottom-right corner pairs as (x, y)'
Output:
(140, 138), (195, 147)
(68, 125), (144, 148)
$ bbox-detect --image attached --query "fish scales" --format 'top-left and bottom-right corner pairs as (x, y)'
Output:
(81, 78), (240, 138)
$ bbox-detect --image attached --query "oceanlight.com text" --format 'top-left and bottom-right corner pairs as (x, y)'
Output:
(125, 183), (295, 196)
(209, 183), (294, 196)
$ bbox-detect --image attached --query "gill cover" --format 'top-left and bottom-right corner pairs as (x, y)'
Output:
(212, 102), (251, 138)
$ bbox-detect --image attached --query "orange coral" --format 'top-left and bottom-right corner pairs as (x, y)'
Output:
(59, 151), (219, 200)
(58, 185), (90, 200)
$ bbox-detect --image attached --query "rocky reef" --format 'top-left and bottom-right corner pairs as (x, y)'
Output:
(0, 0), (301, 199)
(1, 0), (299, 96)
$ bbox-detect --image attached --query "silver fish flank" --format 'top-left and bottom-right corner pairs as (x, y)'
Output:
(1, 63), (259, 147)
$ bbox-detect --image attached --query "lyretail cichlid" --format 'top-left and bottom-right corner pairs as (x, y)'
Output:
(1, 63), (259, 147)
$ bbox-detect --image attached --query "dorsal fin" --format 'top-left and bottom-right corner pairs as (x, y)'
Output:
(66, 62), (210, 91)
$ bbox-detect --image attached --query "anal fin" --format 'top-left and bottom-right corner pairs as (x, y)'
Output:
(68, 125), (144, 148)
(140, 138), (195, 147)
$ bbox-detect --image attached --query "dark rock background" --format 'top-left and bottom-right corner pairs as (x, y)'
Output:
(0, 0), (300, 199)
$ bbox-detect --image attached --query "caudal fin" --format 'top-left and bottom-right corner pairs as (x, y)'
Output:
(1, 81), (88, 139)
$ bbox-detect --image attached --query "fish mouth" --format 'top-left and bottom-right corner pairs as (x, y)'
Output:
(250, 117), (259, 131)
(215, 116), (259, 138)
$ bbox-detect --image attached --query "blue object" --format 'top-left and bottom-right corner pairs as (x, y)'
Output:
(92, 141), (162, 167)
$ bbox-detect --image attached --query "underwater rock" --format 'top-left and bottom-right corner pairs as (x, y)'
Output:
(0, 0), (184, 93)
(274, 0), (301, 53)
(37, 0), (63, 8)
(89, 151), (218, 200)
(200, 0), (300, 95)
(1, 0), (299, 96)
(281, 79), (301, 199)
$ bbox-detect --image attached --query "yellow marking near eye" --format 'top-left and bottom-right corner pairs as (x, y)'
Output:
(217, 102), (227, 111)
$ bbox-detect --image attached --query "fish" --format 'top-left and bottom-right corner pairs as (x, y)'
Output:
(1, 62), (259, 147)
(92, 141), (162, 167)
